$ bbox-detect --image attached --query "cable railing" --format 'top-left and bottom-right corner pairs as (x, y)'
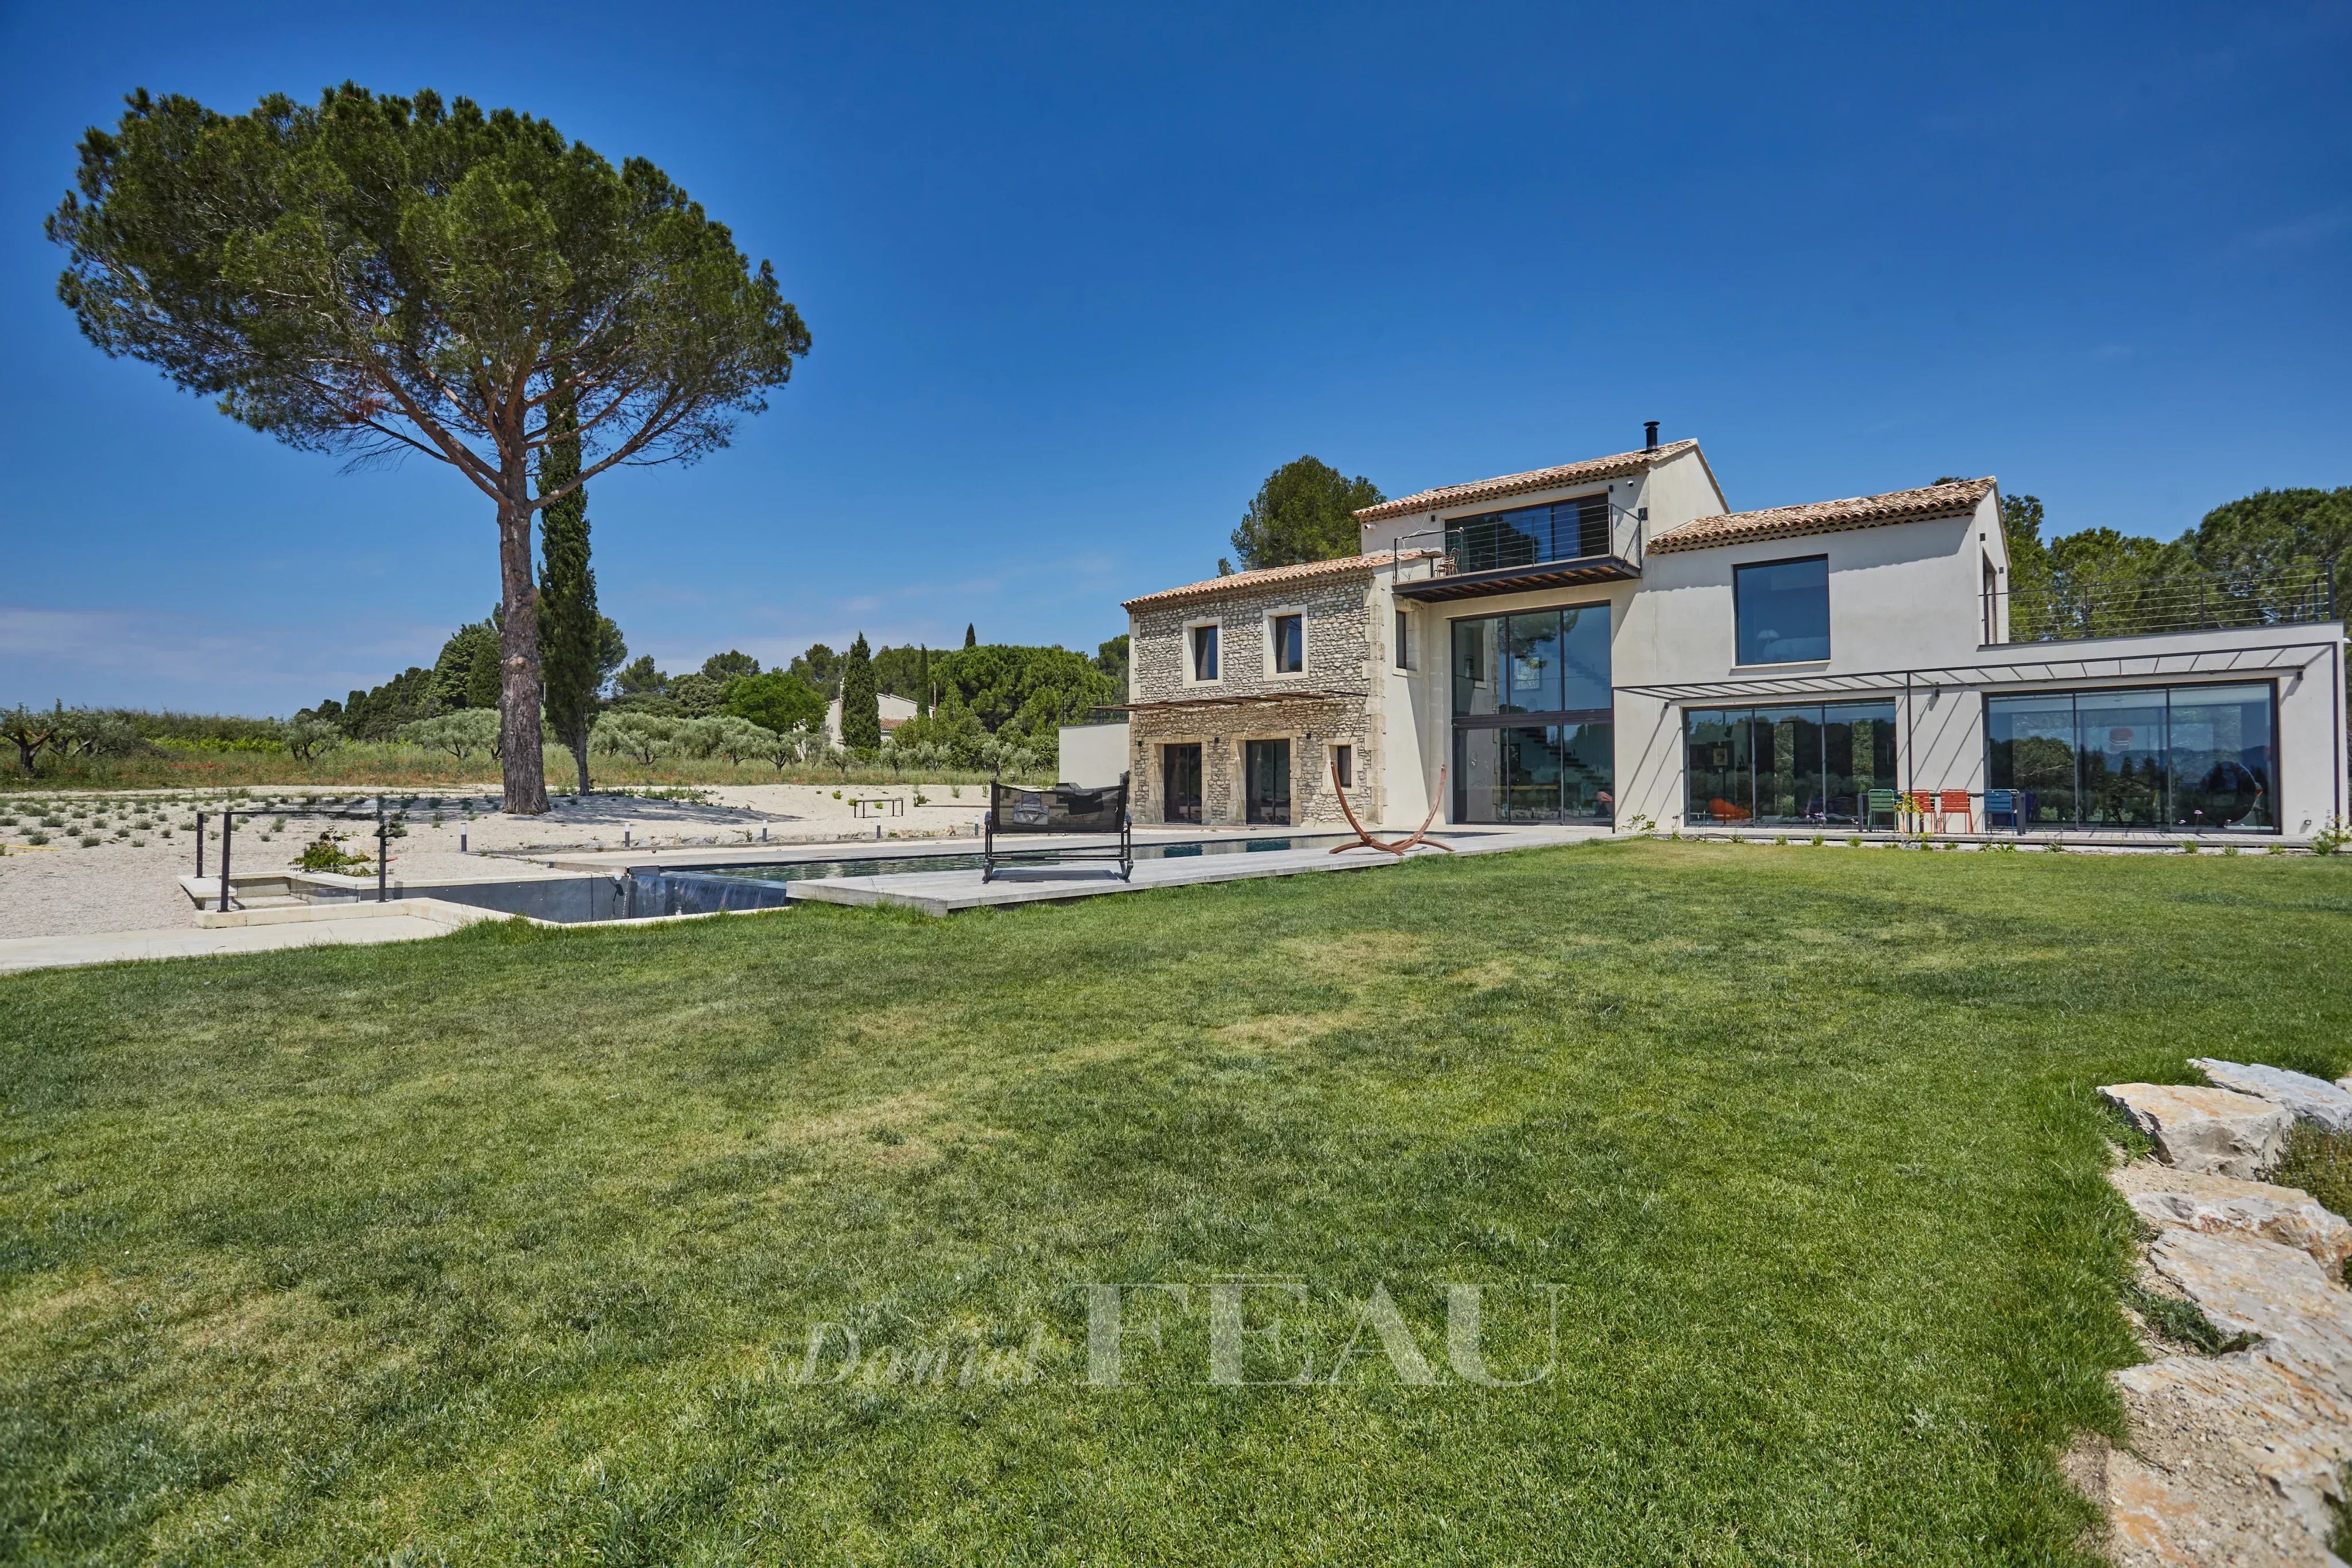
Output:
(1988, 559), (2338, 645)
(1388, 500), (1645, 582)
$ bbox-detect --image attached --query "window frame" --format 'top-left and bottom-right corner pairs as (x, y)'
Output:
(1183, 618), (1223, 686)
(1332, 742), (1353, 790)
(1266, 609), (1308, 678)
(1981, 679), (2280, 834)
(1394, 607), (1414, 671)
(1732, 553), (1832, 668)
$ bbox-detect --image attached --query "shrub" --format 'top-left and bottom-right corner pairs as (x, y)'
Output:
(676, 715), (781, 766)
(294, 832), (373, 874)
(590, 711), (681, 765)
(26, 831), (48, 845)
(283, 714), (345, 762)
(397, 710), (501, 762)
(2314, 817), (2350, 857)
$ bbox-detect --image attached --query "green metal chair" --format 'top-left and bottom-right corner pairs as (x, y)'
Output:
(1866, 788), (1900, 830)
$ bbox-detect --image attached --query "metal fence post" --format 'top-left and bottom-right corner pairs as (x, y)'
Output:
(196, 812), (205, 880)
(377, 796), (388, 903)
(219, 809), (232, 914)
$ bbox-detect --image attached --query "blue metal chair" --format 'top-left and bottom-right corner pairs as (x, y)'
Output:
(1984, 788), (2028, 833)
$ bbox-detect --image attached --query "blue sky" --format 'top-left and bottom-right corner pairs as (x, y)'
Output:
(2, 2), (2346, 715)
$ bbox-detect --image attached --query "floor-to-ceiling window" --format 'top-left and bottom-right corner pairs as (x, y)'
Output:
(1682, 701), (1897, 826)
(1452, 603), (1614, 822)
(1986, 683), (2275, 832)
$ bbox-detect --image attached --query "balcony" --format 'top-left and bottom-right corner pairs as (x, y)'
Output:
(1391, 494), (1644, 603)
(1987, 560), (2338, 645)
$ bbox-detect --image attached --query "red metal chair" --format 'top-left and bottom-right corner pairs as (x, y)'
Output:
(1937, 790), (1974, 834)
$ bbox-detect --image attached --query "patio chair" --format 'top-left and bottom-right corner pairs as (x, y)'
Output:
(1984, 788), (2024, 833)
(1866, 788), (1900, 830)
(1937, 789), (1974, 834)
(981, 777), (1132, 883)
(1708, 797), (1752, 824)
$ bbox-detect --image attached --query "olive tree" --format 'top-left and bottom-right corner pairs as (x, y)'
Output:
(49, 85), (811, 812)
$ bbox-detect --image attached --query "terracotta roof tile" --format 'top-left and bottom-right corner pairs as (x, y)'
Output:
(1354, 440), (1702, 525)
(1122, 550), (1440, 611)
(1647, 478), (1994, 555)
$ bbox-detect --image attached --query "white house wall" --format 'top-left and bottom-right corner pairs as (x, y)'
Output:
(1638, 446), (1730, 547)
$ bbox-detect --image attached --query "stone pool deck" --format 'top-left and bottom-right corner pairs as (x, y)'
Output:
(779, 824), (1603, 916)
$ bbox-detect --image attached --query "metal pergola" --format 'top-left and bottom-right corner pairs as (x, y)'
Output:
(1612, 637), (2345, 817)
(1610, 639), (2340, 703)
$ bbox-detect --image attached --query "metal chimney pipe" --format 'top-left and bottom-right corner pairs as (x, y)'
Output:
(1644, 420), (1659, 451)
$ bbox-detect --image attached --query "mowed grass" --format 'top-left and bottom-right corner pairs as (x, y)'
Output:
(4, 841), (2349, 1566)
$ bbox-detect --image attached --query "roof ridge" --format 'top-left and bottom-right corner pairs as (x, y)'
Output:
(1650, 478), (1994, 555)
(1355, 439), (1701, 524)
(1122, 549), (1440, 611)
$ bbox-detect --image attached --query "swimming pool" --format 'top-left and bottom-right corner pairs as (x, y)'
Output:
(698, 832), (1356, 886)
(408, 834), (1363, 923)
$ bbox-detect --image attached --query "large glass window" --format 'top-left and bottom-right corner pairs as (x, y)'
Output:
(1682, 701), (1896, 826)
(2078, 690), (2166, 828)
(1454, 608), (1610, 719)
(1452, 603), (1614, 823)
(1986, 684), (2274, 832)
(1734, 556), (1831, 665)
(1453, 617), (1499, 716)
(1984, 692), (2075, 825)
(2169, 686), (2274, 832)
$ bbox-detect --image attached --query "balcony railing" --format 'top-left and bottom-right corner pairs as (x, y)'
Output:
(1390, 498), (1645, 602)
(1987, 559), (2338, 645)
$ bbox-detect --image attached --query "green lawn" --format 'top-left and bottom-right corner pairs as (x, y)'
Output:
(5, 841), (2349, 1565)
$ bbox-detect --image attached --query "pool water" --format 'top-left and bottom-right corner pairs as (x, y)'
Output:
(408, 834), (1360, 923)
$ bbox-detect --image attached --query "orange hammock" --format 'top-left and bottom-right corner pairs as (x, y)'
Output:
(1328, 760), (1454, 857)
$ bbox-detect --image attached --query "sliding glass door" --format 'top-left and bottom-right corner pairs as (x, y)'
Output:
(1986, 683), (2274, 831)
(1682, 702), (1897, 826)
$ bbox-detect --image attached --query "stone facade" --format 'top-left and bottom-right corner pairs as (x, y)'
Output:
(1125, 570), (1390, 827)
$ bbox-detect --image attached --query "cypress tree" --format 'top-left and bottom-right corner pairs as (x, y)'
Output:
(537, 386), (601, 794)
(917, 644), (931, 717)
(964, 623), (976, 649)
(841, 633), (881, 754)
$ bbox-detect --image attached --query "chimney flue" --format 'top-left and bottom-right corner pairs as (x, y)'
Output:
(1643, 420), (1659, 451)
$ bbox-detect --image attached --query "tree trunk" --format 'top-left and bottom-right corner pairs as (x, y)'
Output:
(496, 469), (550, 815)
(571, 725), (591, 796)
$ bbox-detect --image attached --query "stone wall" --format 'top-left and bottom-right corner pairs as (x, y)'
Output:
(1126, 571), (1386, 827)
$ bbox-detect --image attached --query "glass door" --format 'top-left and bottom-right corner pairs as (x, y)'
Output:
(1245, 740), (1291, 825)
(1162, 744), (1202, 824)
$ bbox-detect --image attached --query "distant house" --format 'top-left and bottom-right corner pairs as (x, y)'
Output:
(823, 692), (918, 748)
(1117, 429), (2346, 837)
